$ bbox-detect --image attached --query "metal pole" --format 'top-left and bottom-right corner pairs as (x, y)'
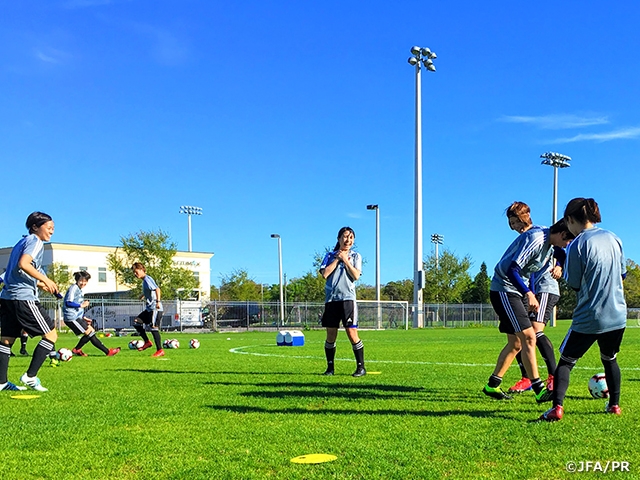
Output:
(553, 166), (558, 223)
(277, 238), (284, 327)
(187, 214), (192, 252)
(413, 61), (424, 328)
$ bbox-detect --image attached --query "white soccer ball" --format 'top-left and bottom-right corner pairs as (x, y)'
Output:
(57, 348), (73, 362)
(189, 338), (200, 349)
(588, 373), (609, 399)
(129, 340), (143, 350)
(163, 339), (172, 349)
(169, 339), (180, 349)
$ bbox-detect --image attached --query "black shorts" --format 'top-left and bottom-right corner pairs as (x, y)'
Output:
(64, 317), (90, 336)
(559, 328), (625, 361)
(490, 291), (532, 334)
(0, 299), (55, 338)
(321, 300), (358, 329)
(529, 292), (560, 324)
(136, 309), (163, 328)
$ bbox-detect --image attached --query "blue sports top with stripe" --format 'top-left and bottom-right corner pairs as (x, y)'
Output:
(565, 227), (626, 334)
(320, 250), (362, 302)
(0, 234), (45, 301)
(142, 275), (160, 311)
(63, 283), (84, 321)
(490, 227), (554, 296)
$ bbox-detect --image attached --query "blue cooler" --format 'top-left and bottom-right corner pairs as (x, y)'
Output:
(284, 330), (304, 346)
(276, 331), (288, 346)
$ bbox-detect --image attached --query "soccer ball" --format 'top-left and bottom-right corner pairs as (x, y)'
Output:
(163, 339), (172, 349)
(129, 340), (143, 350)
(588, 373), (609, 399)
(189, 338), (200, 349)
(57, 348), (73, 362)
(169, 339), (180, 349)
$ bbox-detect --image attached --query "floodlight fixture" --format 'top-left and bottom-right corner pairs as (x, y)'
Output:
(408, 56), (419, 66)
(366, 204), (379, 210)
(540, 151), (572, 168)
(411, 45), (421, 55)
(431, 233), (444, 245)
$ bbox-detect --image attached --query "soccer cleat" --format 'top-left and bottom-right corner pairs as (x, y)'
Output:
(322, 368), (334, 376)
(352, 367), (366, 377)
(535, 387), (554, 404)
(508, 377), (532, 393)
(605, 403), (621, 415)
(137, 340), (153, 351)
(545, 374), (554, 391)
(20, 374), (48, 392)
(20, 349), (29, 356)
(539, 405), (564, 422)
(49, 358), (59, 367)
(482, 385), (513, 400)
(10, 351), (16, 357)
(151, 349), (165, 357)
(107, 347), (121, 357)
(72, 348), (88, 357)
(1, 381), (27, 391)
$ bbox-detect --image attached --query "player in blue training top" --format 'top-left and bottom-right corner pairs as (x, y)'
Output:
(504, 202), (565, 394)
(320, 227), (365, 377)
(483, 218), (574, 403)
(0, 212), (60, 392)
(540, 198), (627, 422)
(131, 262), (165, 357)
(63, 271), (121, 357)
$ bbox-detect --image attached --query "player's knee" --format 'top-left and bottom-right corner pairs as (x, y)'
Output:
(44, 330), (58, 343)
(1, 337), (17, 347)
(85, 325), (95, 336)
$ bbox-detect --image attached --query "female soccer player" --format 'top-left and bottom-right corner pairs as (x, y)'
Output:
(483, 219), (574, 403)
(132, 263), (165, 357)
(320, 227), (365, 377)
(63, 271), (120, 357)
(0, 212), (59, 392)
(540, 198), (627, 421)
(505, 202), (563, 394)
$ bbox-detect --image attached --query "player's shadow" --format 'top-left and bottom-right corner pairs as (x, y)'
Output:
(205, 404), (514, 420)
(114, 368), (211, 375)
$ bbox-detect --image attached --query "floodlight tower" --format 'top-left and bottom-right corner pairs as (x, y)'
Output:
(271, 234), (285, 327)
(431, 233), (444, 270)
(179, 205), (203, 252)
(367, 204), (381, 329)
(408, 45), (437, 328)
(540, 152), (571, 328)
(540, 152), (571, 223)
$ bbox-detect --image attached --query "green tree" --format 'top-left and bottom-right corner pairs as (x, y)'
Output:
(219, 269), (261, 301)
(106, 230), (198, 299)
(382, 279), (413, 302)
(556, 278), (577, 320)
(356, 284), (377, 300)
(42, 262), (72, 299)
(462, 262), (491, 303)
(287, 271), (326, 302)
(423, 249), (472, 303)
(623, 259), (640, 308)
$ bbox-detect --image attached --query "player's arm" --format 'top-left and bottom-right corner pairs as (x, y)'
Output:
(320, 253), (340, 279)
(155, 287), (162, 309)
(19, 254), (58, 295)
(506, 261), (538, 312)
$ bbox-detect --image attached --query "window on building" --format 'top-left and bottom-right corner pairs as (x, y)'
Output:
(98, 267), (107, 283)
(193, 271), (200, 285)
(79, 266), (88, 273)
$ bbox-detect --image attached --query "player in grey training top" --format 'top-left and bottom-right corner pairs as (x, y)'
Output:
(540, 198), (627, 422)
(131, 262), (165, 357)
(319, 227), (366, 377)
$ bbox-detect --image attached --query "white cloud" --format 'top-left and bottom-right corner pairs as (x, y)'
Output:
(34, 47), (71, 64)
(549, 127), (640, 143)
(347, 213), (362, 219)
(500, 114), (609, 130)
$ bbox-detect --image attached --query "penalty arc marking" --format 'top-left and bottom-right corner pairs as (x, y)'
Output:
(229, 345), (640, 371)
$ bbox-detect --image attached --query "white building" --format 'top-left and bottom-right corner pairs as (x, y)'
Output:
(0, 242), (213, 299)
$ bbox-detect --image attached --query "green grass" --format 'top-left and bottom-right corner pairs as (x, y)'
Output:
(2, 323), (639, 479)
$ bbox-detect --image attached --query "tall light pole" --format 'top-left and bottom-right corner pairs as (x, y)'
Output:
(179, 205), (202, 252)
(540, 152), (571, 328)
(408, 45), (437, 328)
(367, 204), (381, 329)
(431, 233), (444, 324)
(270, 234), (284, 327)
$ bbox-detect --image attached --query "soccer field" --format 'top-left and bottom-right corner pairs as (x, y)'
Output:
(2, 325), (638, 479)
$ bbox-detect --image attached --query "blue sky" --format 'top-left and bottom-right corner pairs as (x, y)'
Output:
(1, 1), (639, 289)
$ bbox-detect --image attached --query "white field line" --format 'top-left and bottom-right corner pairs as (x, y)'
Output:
(229, 345), (640, 371)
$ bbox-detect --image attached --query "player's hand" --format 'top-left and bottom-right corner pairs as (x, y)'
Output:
(81, 300), (90, 308)
(41, 278), (59, 296)
(527, 292), (539, 313)
(337, 250), (349, 263)
(551, 266), (562, 279)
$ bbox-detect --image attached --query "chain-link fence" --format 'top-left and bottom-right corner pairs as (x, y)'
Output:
(31, 298), (640, 332)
